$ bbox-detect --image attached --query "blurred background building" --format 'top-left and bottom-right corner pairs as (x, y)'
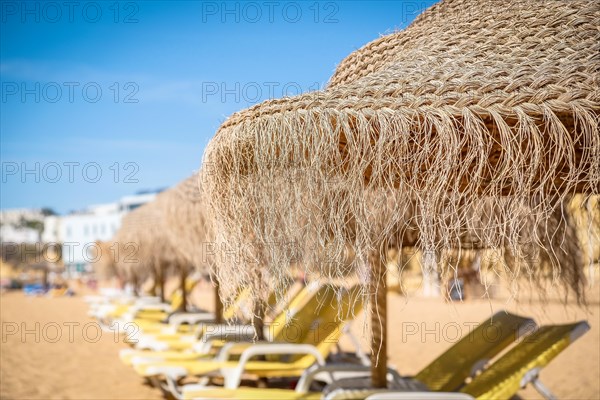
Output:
(1, 189), (161, 282)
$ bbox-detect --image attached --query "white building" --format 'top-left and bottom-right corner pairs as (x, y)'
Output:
(0, 224), (40, 244)
(45, 191), (159, 275)
(0, 208), (46, 244)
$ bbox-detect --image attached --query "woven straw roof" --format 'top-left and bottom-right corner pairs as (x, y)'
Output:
(113, 199), (186, 283)
(201, 0), (599, 305)
(158, 173), (214, 272)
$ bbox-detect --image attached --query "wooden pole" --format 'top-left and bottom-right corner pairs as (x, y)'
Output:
(252, 296), (266, 341)
(42, 267), (49, 291)
(179, 267), (187, 312)
(131, 272), (139, 296)
(152, 269), (159, 297)
(370, 249), (388, 388)
(214, 279), (224, 323)
(252, 269), (266, 340)
(158, 265), (165, 303)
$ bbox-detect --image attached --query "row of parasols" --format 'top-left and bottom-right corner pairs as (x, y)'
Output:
(99, 0), (599, 389)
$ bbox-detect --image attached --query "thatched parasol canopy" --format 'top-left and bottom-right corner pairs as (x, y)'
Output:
(155, 174), (221, 314)
(200, 0), (599, 388)
(114, 200), (187, 299)
(158, 174), (213, 273)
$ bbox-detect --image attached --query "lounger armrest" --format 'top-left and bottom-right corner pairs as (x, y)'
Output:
(130, 303), (172, 314)
(144, 365), (188, 380)
(167, 312), (215, 328)
(140, 334), (196, 351)
(295, 364), (401, 392)
(193, 337), (241, 355)
(201, 324), (257, 344)
(212, 340), (269, 361)
(134, 296), (162, 305)
(223, 343), (326, 389)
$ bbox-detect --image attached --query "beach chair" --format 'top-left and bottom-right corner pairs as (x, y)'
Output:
(181, 364), (403, 400)
(119, 282), (321, 365)
(175, 311), (535, 400)
(129, 283), (344, 363)
(134, 285), (364, 398)
(415, 311), (535, 391)
(93, 275), (202, 325)
(354, 321), (589, 400)
(459, 321), (590, 399)
(129, 282), (298, 341)
(123, 287), (254, 342)
(128, 283), (302, 349)
(103, 283), (252, 337)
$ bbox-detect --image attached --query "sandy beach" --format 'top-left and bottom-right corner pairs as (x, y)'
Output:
(1, 284), (599, 400)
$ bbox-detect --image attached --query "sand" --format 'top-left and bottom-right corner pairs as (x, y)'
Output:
(1, 283), (598, 400)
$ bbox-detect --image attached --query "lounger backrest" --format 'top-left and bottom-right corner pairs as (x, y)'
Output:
(222, 287), (251, 321)
(313, 284), (364, 359)
(461, 321), (590, 399)
(415, 311), (535, 392)
(268, 282), (320, 339)
(292, 284), (363, 362)
(169, 276), (201, 310)
(266, 284), (363, 363)
(273, 284), (339, 344)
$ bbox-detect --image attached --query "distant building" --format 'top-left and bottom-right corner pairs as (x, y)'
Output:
(0, 208), (46, 244)
(0, 224), (40, 244)
(54, 191), (159, 276)
(1, 191), (160, 276)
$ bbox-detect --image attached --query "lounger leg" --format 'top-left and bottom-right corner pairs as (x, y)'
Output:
(531, 378), (557, 400)
(161, 375), (183, 400)
(343, 323), (369, 365)
(522, 368), (557, 400)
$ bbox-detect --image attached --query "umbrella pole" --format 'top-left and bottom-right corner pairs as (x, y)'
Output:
(43, 268), (49, 291)
(179, 268), (187, 312)
(214, 279), (224, 323)
(158, 265), (165, 303)
(131, 272), (139, 296)
(370, 249), (388, 388)
(252, 270), (265, 341)
(253, 301), (265, 341)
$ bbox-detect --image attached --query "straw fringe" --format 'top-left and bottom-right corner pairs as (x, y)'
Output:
(113, 199), (188, 288)
(201, 0), (599, 316)
(161, 174), (213, 273)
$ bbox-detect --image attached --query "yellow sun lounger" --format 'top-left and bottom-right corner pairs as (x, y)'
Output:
(95, 276), (203, 331)
(135, 285), (364, 397)
(130, 283), (342, 369)
(360, 321), (590, 400)
(120, 283), (320, 365)
(415, 311), (535, 391)
(127, 282), (311, 351)
(129, 283), (298, 341)
(121, 287), (253, 343)
(178, 311), (535, 400)
(460, 321), (590, 399)
(182, 364), (402, 400)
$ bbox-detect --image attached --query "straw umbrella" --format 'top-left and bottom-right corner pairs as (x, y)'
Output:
(113, 206), (157, 296)
(156, 174), (219, 315)
(114, 201), (186, 301)
(201, 0), (599, 388)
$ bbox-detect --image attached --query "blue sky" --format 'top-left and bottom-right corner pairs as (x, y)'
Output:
(1, 0), (435, 214)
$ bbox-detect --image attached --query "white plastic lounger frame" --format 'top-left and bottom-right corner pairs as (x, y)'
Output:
(364, 393), (475, 400)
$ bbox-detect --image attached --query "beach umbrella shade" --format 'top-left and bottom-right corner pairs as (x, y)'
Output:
(200, 0), (599, 388)
(114, 201), (187, 301)
(113, 206), (158, 296)
(157, 174), (219, 315)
